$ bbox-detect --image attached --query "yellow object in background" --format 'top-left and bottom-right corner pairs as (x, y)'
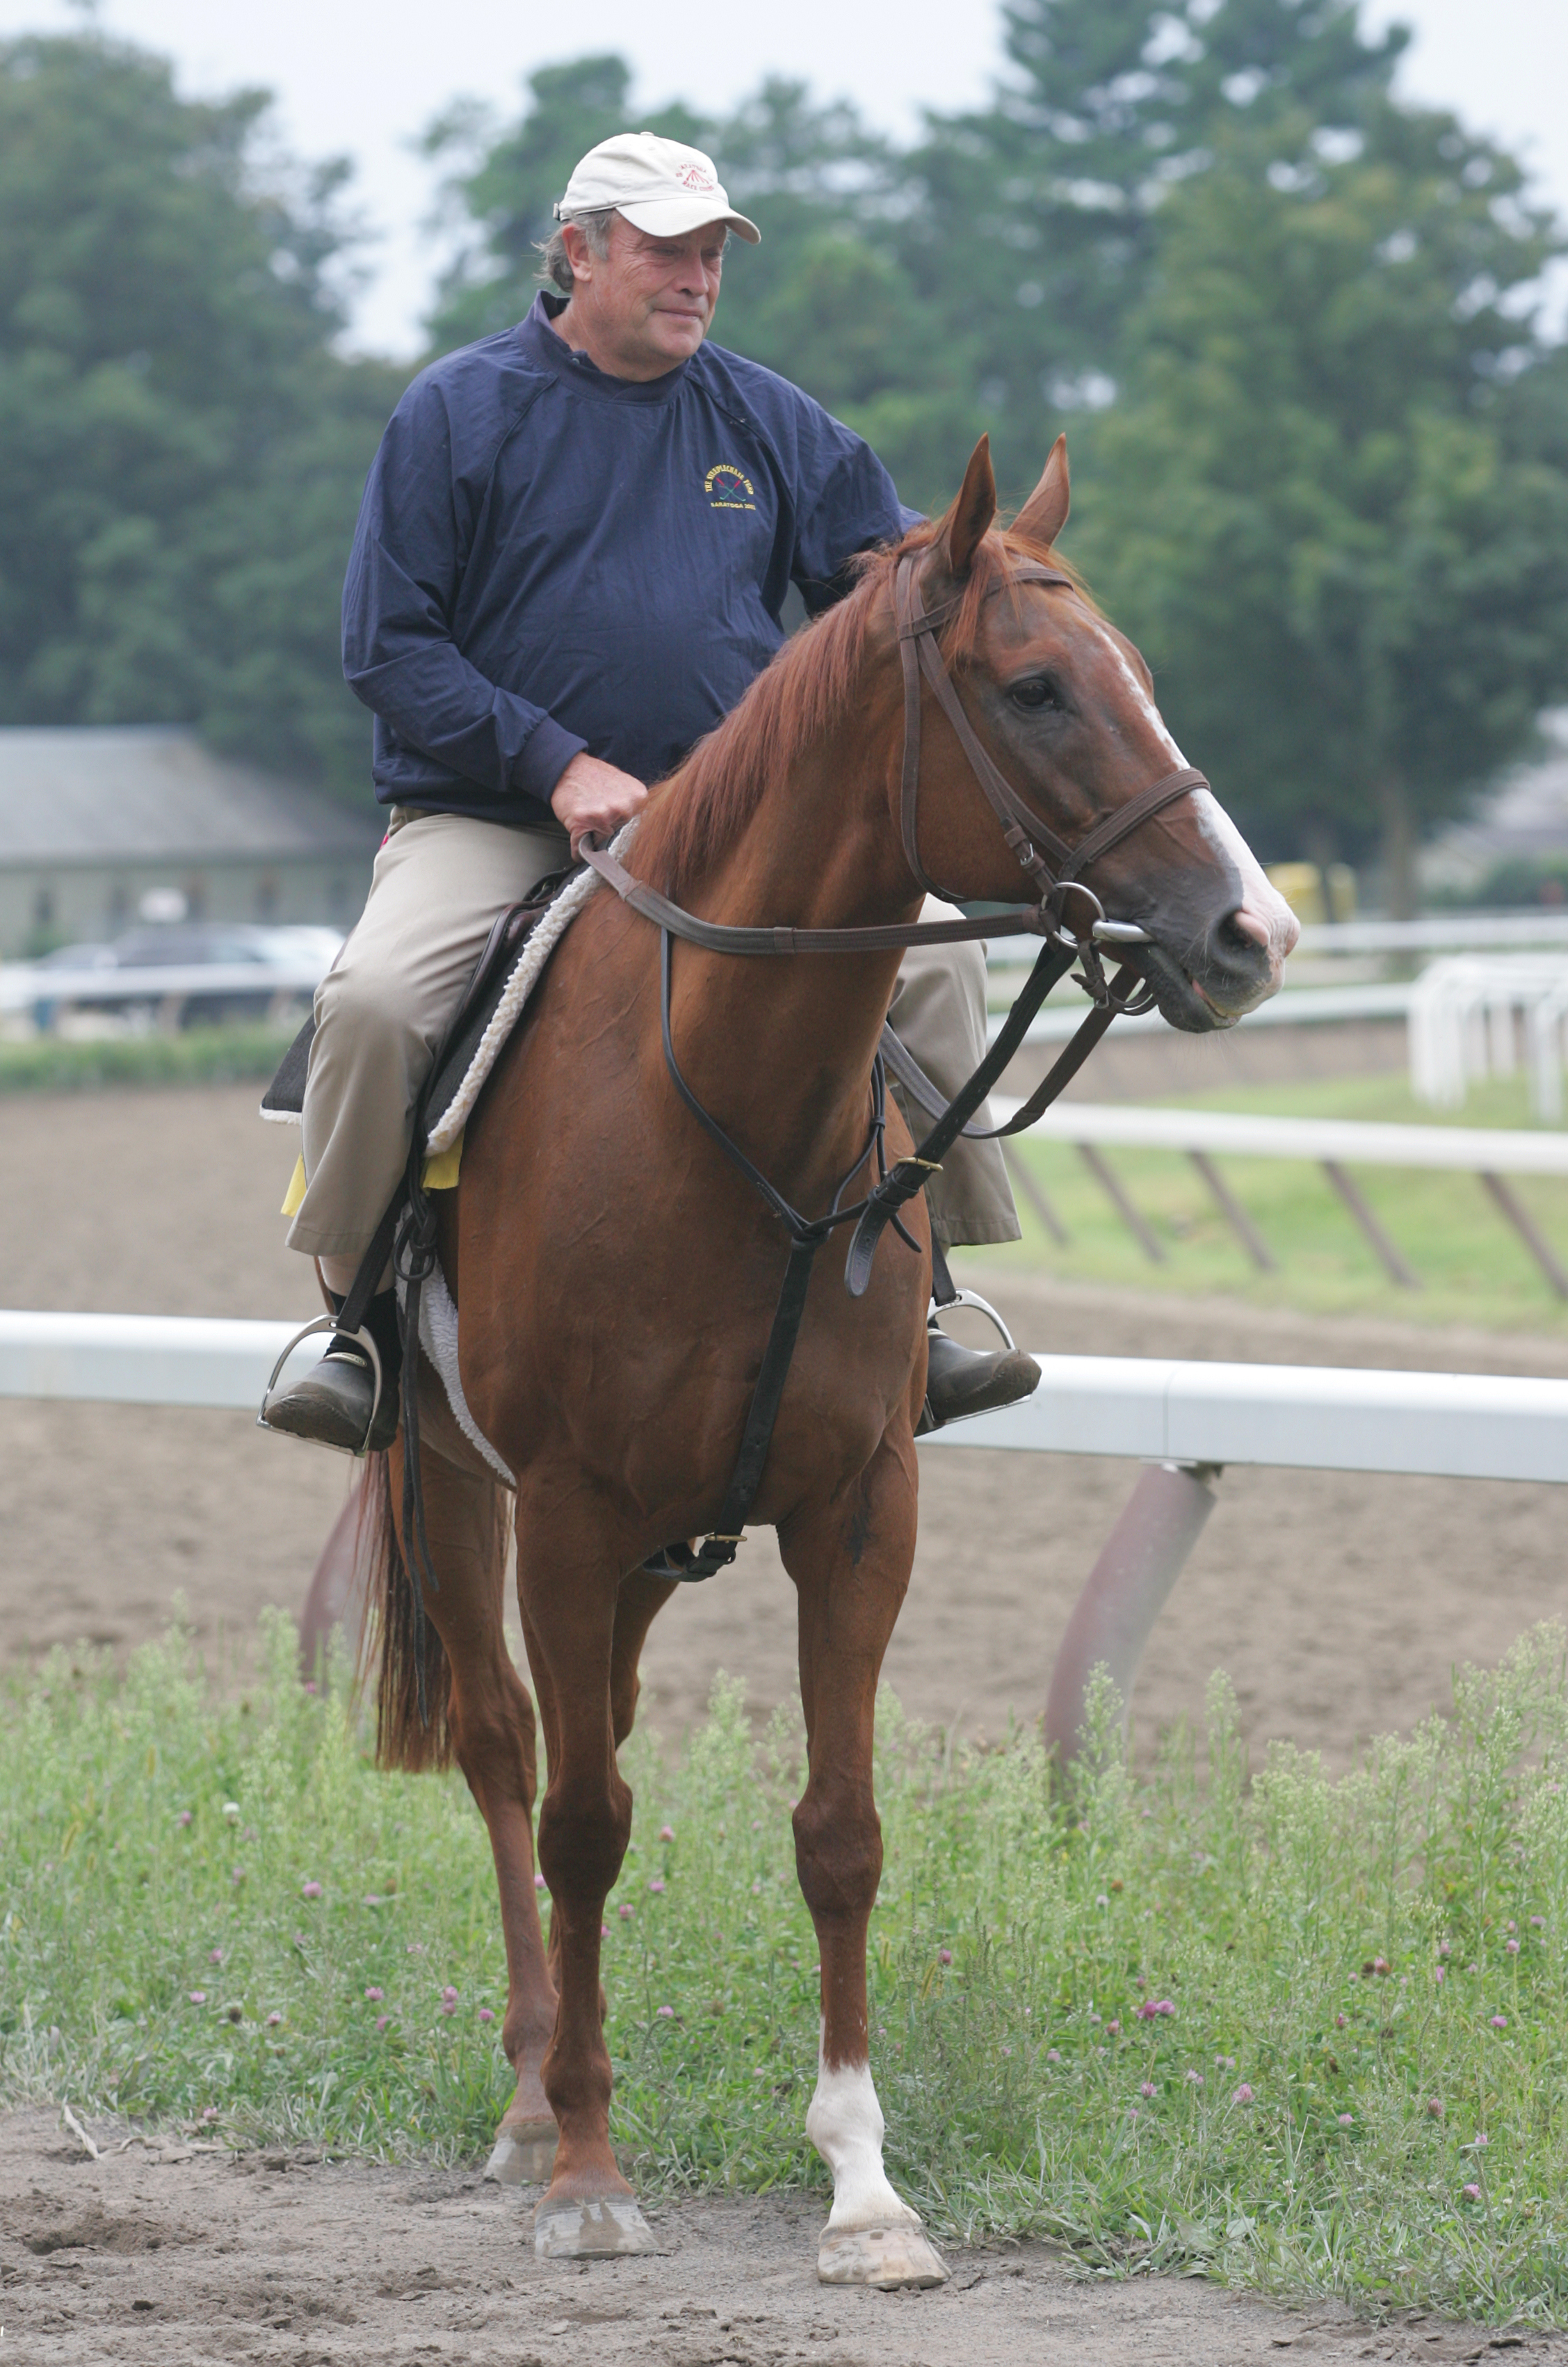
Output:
(1266, 861), (1357, 926)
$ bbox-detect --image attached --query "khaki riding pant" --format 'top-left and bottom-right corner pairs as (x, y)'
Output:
(288, 810), (1019, 1261)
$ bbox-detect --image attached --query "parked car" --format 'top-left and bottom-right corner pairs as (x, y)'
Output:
(17, 922), (342, 1031)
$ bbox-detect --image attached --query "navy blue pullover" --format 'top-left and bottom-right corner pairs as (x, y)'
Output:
(342, 291), (912, 828)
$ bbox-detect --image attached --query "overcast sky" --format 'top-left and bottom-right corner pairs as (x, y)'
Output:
(3, 0), (1565, 356)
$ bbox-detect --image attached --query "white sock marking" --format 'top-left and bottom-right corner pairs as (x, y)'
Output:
(805, 2046), (919, 2231)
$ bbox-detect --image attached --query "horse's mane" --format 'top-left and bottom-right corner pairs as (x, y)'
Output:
(631, 516), (1097, 902)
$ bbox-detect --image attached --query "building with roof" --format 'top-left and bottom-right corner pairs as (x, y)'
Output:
(0, 726), (382, 957)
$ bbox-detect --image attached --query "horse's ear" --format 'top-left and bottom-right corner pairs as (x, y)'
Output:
(1012, 433), (1071, 549)
(937, 435), (997, 581)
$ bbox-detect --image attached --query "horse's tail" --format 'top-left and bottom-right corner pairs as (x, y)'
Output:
(355, 1450), (455, 1774)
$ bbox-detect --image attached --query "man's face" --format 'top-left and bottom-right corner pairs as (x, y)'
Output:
(560, 215), (727, 380)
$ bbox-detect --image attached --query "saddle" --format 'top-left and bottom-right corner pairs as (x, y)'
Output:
(261, 862), (581, 1150)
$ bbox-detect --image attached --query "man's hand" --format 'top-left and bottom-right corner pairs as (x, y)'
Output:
(551, 753), (647, 856)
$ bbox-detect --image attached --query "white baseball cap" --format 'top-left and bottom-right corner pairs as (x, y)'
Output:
(554, 132), (761, 245)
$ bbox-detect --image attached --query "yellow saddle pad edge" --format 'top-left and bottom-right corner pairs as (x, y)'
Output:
(423, 1136), (464, 1190)
(278, 1132), (464, 1221)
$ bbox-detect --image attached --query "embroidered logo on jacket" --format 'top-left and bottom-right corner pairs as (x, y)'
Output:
(704, 462), (757, 511)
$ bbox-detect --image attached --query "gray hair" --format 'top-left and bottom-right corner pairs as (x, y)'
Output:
(536, 207), (617, 292)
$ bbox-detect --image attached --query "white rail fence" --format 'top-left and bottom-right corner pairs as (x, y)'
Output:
(1409, 954), (1568, 1123)
(985, 915), (1568, 1118)
(0, 959), (327, 1017)
(3, 1309), (1565, 1762)
(990, 1100), (1568, 1299)
(1290, 914), (1568, 956)
(987, 979), (1420, 1048)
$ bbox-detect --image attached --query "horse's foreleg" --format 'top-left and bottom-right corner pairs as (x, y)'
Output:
(387, 1434), (558, 2186)
(516, 1502), (656, 2261)
(524, 1569), (675, 2018)
(611, 1571), (678, 1748)
(778, 1435), (947, 2290)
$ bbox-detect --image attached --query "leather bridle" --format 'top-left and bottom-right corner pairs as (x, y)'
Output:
(583, 552), (1208, 1008)
(892, 553), (1208, 995)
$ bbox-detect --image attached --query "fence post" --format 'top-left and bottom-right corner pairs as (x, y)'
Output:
(1077, 1142), (1165, 1262)
(1044, 1460), (1220, 1768)
(1321, 1161), (1420, 1289)
(1188, 1150), (1275, 1271)
(1001, 1141), (1070, 1245)
(1478, 1173), (1568, 1301)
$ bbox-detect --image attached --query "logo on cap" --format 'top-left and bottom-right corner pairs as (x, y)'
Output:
(677, 161), (718, 192)
(705, 463), (756, 512)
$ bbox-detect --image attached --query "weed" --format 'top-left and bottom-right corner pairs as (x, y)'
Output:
(5, 1614), (1568, 2320)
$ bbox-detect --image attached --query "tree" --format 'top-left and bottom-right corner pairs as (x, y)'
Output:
(1069, 104), (1568, 908)
(904, 0), (1408, 495)
(0, 33), (405, 794)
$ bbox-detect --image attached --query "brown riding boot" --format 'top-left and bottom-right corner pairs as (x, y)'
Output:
(916, 1323), (1041, 1436)
(261, 1288), (403, 1454)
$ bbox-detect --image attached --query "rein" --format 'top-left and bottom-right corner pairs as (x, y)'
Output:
(583, 553), (1207, 1582)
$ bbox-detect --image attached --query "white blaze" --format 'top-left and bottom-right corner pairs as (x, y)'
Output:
(1099, 629), (1187, 767)
(1190, 789), (1299, 964)
(805, 2044), (919, 2233)
(1097, 625), (1299, 970)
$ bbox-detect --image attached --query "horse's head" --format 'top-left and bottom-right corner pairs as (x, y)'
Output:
(891, 435), (1298, 1029)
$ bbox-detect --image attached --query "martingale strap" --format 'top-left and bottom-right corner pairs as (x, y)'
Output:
(645, 928), (905, 1581)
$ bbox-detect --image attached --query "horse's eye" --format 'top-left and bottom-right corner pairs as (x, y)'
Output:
(1010, 676), (1060, 712)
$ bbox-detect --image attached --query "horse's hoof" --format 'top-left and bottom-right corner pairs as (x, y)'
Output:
(534, 2194), (658, 2259)
(817, 2224), (947, 2288)
(484, 2119), (558, 2185)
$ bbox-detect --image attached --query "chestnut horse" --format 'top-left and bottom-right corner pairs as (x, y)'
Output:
(360, 435), (1296, 2282)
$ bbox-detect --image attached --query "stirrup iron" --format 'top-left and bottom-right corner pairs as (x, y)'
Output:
(257, 1311), (387, 1459)
(930, 1287), (1017, 1353)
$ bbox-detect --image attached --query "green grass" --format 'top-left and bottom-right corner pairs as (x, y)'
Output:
(982, 1069), (1568, 1337)
(7, 1613), (1568, 2322)
(0, 1021), (298, 1095)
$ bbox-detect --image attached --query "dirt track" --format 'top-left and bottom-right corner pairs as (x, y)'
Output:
(3, 1082), (1566, 1766)
(8, 2105), (1566, 2367)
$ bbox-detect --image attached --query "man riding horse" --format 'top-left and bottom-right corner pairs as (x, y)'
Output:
(264, 131), (1040, 1453)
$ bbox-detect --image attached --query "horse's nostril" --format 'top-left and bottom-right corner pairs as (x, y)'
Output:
(1225, 904), (1271, 952)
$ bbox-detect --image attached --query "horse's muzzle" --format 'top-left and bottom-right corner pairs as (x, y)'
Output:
(1129, 908), (1284, 1034)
